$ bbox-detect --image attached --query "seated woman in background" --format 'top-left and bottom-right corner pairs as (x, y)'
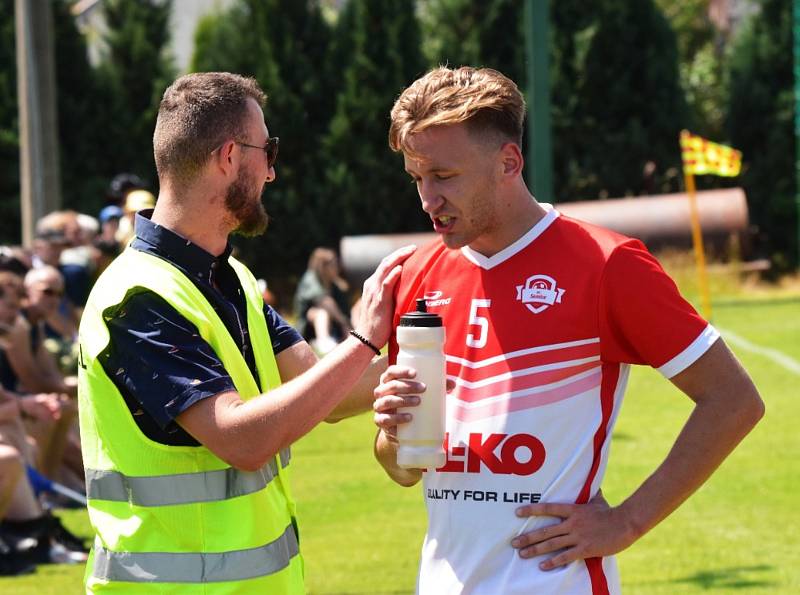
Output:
(0, 283), (87, 568)
(0, 263), (78, 491)
(293, 247), (353, 355)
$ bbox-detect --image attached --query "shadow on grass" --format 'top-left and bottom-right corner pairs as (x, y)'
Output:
(669, 565), (777, 590)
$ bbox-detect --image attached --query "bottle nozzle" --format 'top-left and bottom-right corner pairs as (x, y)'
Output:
(399, 297), (441, 327)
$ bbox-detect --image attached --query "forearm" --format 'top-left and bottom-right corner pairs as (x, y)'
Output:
(0, 401), (19, 423)
(181, 243), (415, 471)
(183, 335), (377, 470)
(38, 351), (75, 397)
(326, 355), (387, 422)
(374, 429), (422, 487)
(618, 392), (763, 541)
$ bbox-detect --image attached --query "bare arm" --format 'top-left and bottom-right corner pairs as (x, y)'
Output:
(512, 338), (764, 568)
(266, 333), (388, 424)
(177, 335), (377, 471)
(374, 426), (423, 487)
(176, 246), (415, 471)
(4, 317), (52, 394)
(327, 355), (387, 422)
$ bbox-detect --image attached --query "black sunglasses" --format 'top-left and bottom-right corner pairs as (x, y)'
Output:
(237, 137), (279, 169)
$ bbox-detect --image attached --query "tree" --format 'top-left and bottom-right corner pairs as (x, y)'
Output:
(0, 0), (19, 242)
(655, 0), (727, 140)
(53, 0), (108, 217)
(419, 0), (525, 84)
(95, 0), (175, 187)
(420, 1), (686, 202)
(570, 0), (687, 199)
(191, 0), (337, 282)
(727, 0), (794, 269)
(321, 0), (428, 242)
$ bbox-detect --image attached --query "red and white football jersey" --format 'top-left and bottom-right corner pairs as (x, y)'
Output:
(389, 206), (719, 595)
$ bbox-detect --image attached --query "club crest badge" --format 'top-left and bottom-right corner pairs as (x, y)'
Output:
(515, 274), (565, 314)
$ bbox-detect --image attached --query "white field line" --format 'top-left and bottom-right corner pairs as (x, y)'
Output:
(719, 328), (800, 376)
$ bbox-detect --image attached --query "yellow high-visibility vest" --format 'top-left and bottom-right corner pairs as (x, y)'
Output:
(78, 247), (304, 594)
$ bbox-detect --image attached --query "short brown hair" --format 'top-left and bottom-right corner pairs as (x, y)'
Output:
(153, 72), (266, 187)
(389, 66), (525, 154)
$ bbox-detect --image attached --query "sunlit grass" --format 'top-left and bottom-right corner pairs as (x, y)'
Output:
(4, 256), (798, 594)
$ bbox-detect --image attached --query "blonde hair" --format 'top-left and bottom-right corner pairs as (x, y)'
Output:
(389, 66), (526, 154)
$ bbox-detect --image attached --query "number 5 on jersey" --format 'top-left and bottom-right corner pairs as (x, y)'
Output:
(466, 299), (491, 348)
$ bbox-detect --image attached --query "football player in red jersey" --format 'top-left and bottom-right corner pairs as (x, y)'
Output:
(373, 66), (764, 595)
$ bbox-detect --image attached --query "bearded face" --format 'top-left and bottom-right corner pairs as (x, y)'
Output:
(225, 165), (269, 237)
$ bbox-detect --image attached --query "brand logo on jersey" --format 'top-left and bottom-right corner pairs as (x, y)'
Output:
(423, 290), (451, 307)
(436, 432), (546, 475)
(515, 274), (565, 314)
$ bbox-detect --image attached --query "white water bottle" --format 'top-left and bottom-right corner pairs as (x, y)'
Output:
(396, 298), (446, 470)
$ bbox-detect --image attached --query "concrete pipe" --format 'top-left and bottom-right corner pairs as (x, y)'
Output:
(340, 189), (749, 287)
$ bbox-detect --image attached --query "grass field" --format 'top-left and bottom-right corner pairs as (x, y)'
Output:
(3, 277), (798, 594)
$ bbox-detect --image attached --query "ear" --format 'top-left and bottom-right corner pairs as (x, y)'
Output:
(212, 139), (238, 178)
(498, 142), (524, 179)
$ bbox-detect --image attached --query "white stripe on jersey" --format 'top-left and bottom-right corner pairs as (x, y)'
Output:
(448, 356), (601, 389)
(445, 337), (600, 369)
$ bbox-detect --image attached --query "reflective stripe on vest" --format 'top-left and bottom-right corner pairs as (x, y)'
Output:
(86, 448), (291, 506)
(92, 523), (299, 583)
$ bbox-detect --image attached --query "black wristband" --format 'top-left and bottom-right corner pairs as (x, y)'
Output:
(349, 330), (381, 356)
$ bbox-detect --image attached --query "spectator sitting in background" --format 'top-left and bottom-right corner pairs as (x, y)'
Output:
(22, 267), (78, 397)
(32, 211), (91, 339)
(61, 213), (99, 273)
(0, 246), (32, 271)
(0, 439), (32, 575)
(90, 238), (120, 281)
(293, 247), (352, 355)
(0, 262), (77, 488)
(105, 172), (146, 208)
(98, 205), (123, 245)
(116, 189), (157, 247)
(23, 267), (83, 493)
(0, 387), (87, 567)
(0, 280), (87, 567)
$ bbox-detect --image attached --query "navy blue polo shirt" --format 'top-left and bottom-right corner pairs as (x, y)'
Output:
(99, 210), (302, 446)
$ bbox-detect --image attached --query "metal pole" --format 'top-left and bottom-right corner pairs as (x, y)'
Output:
(684, 170), (713, 320)
(15, 0), (61, 246)
(524, 0), (553, 202)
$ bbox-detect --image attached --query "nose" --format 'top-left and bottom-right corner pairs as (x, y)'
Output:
(418, 180), (444, 214)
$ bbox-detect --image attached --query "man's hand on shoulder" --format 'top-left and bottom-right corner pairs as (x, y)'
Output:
(355, 245), (416, 349)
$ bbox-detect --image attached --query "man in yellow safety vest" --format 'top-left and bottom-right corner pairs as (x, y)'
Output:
(78, 72), (412, 594)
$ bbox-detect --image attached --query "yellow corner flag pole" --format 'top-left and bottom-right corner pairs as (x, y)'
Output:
(679, 129), (741, 322)
(683, 169), (713, 321)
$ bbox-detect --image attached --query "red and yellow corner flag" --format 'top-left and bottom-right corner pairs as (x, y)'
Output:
(680, 130), (742, 177)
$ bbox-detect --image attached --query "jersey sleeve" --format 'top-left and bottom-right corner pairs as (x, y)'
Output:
(598, 240), (719, 377)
